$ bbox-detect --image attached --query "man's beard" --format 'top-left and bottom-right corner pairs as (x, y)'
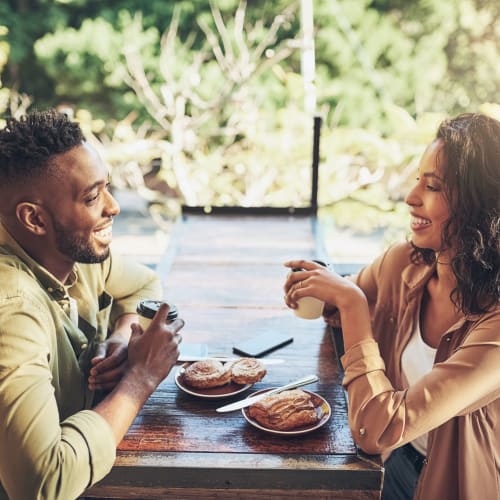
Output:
(52, 218), (110, 264)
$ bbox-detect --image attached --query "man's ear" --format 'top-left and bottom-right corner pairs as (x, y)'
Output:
(16, 202), (48, 235)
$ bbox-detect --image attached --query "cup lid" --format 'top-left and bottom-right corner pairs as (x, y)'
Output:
(137, 300), (178, 320)
(292, 259), (327, 272)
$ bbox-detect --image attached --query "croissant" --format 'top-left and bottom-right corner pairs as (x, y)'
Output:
(183, 359), (232, 388)
(228, 358), (267, 384)
(247, 389), (319, 431)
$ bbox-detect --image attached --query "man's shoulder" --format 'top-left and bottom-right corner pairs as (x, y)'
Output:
(0, 254), (53, 324)
(0, 252), (38, 292)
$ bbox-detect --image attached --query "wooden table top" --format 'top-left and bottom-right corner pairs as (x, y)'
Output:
(86, 214), (382, 499)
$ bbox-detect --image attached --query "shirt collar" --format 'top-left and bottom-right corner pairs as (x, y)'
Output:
(401, 257), (435, 292)
(0, 222), (78, 299)
(400, 253), (493, 325)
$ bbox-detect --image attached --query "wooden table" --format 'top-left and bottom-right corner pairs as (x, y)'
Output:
(86, 214), (383, 499)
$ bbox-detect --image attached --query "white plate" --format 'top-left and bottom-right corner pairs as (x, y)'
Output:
(241, 389), (331, 436)
(175, 364), (253, 399)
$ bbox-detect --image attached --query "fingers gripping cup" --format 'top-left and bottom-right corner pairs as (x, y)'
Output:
(136, 300), (178, 331)
(292, 260), (327, 320)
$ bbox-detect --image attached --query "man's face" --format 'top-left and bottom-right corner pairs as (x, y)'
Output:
(42, 142), (120, 264)
(51, 210), (111, 263)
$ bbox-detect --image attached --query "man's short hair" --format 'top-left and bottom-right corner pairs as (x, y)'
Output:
(0, 109), (84, 185)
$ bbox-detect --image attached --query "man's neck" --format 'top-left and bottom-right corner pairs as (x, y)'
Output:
(1, 220), (74, 283)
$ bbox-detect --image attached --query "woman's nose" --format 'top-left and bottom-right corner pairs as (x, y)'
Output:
(405, 184), (421, 207)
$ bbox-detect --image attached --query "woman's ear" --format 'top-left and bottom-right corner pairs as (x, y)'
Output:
(16, 202), (48, 235)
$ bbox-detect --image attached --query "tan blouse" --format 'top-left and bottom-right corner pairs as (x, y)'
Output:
(339, 242), (500, 500)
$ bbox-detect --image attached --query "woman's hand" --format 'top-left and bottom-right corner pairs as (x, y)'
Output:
(283, 259), (358, 311)
(283, 259), (373, 350)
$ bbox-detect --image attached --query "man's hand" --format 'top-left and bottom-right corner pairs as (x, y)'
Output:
(93, 302), (185, 445)
(88, 313), (137, 391)
(126, 303), (184, 390)
(88, 337), (128, 391)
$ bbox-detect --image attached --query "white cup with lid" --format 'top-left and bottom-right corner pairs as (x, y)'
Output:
(292, 260), (328, 320)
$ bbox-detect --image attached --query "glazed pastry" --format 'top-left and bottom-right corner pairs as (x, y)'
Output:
(183, 359), (232, 388)
(229, 358), (267, 384)
(247, 389), (319, 431)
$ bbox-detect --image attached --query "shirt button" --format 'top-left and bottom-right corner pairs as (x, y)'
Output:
(446, 337), (451, 342)
(81, 343), (88, 350)
(359, 428), (366, 436)
(47, 287), (54, 292)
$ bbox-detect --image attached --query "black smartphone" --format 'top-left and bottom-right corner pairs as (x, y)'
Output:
(232, 332), (293, 358)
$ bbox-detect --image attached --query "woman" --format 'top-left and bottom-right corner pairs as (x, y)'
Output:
(284, 113), (500, 500)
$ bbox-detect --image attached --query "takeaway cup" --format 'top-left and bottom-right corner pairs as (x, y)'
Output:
(292, 260), (327, 320)
(136, 299), (178, 331)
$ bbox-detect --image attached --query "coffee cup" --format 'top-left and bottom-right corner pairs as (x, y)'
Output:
(292, 260), (327, 320)
(136, 300), (178, 331)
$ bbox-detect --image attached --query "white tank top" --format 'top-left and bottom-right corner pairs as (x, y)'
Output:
(400, 319), (437, 455)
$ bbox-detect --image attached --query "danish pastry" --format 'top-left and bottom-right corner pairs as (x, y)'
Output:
(183, 359), (232, 388)
(229, 358), (267, 384)
(247, 389), (319, 431)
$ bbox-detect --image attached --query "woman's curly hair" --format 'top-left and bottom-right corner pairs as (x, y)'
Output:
(0, 109), (84, 184)
(411, 113), (500, 315)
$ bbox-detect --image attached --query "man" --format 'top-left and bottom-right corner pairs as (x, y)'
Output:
(0, 109), (184, 499)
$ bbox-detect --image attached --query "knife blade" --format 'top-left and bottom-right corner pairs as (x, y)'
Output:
(177, 356), (285, 365)
(215, 374), (319, 413)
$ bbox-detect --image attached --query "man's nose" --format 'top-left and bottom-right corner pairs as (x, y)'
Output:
(104, 190), (120, 217)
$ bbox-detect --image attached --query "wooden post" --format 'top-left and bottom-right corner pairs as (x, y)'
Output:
(300, 0), (316, 115)
(311, 115), (321, 213)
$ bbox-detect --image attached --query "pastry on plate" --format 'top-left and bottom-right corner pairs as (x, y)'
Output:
(229, 358), (267, 384)
(183, 359), (232, 388)
(247, 388), (319, 431)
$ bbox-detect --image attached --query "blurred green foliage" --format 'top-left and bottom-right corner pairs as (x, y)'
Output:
(1, 0), (499, 240)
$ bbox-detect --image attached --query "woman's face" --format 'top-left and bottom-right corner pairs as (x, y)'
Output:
(405, 139), (451, 253)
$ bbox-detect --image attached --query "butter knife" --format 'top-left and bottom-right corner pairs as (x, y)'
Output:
(178, 356), (285, 365)
(215, 374), (319, 413)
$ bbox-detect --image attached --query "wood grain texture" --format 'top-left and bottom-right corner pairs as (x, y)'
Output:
(85, 215), (382, 499)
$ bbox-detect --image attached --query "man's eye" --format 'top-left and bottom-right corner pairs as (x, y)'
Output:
(86, 193), (99, 203)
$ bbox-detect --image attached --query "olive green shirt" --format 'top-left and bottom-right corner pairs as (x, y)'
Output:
(0, 223), (162, 499)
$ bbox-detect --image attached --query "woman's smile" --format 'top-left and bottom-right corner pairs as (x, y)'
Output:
(410, 214), (431, 232)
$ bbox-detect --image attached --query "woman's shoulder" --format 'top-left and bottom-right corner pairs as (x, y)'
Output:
(362, 241), (432, 291)
(371, 241), (414, 273)
(384, 241), (413, 258)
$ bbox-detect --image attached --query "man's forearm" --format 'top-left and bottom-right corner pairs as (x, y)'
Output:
(110, 313), (138, 341)
(93, 368), (156, 444)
